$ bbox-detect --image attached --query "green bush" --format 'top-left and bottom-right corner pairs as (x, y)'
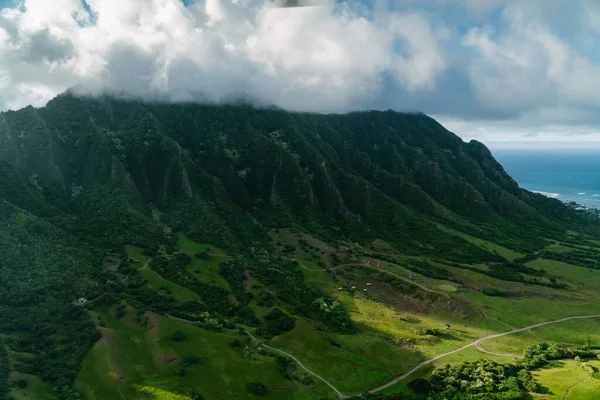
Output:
(183, 355), (200, 366)
(246, 381), (268, 396)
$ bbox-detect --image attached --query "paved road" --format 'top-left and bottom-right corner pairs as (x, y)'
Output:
(244, 330), (349, 399)
(155, 263), (600, 398)
(461, 292), (515, 331)
(163, 308), (600, 398)
(369, 313), (600, 393)
(475, 343), (522, 358)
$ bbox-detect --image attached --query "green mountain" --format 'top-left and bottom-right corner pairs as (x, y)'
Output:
(1, 93), (599, 400)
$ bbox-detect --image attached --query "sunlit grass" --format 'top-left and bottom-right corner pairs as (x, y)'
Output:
(531, 360), (600, 400)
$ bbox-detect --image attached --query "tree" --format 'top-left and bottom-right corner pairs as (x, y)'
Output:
(246, 382), (268, 396)
(407, 377), (431, 394)
(183, 355), (200, 366)
(172, 331), (186, 342)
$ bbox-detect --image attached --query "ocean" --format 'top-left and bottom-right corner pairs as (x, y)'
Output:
(491, 149), (600, 209)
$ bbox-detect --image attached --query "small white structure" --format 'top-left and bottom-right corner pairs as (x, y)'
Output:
(351, 286), (356, 290)
(337, 287), (343, 291)
(366, 283), (372, 286)
(363, 289), (368, 292)
(77, 298), (88, 305)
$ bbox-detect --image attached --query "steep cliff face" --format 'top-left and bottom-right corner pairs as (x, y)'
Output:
(0, 93), (581, 255)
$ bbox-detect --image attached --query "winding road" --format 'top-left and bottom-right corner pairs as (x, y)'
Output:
(368, 313), (600, 394)
(147, 256), (600, 398)
(161, 300), (600, 398)
(244, 330), (349, 399)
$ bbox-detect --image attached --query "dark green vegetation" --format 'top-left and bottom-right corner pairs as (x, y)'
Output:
(419, 343), (600, 399)
(1, 339), (8, 398)
(1, 93), (600, 399)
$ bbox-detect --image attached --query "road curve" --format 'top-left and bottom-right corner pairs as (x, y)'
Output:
(475, 344), (522, 358)
(369, 313), (600, 393)
(162, 302), (600, 397)
(244, 330), (349, 399)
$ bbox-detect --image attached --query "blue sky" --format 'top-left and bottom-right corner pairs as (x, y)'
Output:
(1, 0), (600, 145)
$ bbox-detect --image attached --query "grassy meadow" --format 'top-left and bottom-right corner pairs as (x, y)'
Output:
(74, 231), (600, 399)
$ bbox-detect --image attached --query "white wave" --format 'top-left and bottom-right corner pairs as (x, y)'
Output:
(578, 192), (586, 195)
(532, 190), (560, 199)
(593, 194), (600, 197)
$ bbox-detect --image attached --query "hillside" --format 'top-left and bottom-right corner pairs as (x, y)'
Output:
(1, 93), (600, 400)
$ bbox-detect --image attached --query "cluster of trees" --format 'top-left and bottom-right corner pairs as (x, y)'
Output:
(0, 199), (106, 399)
(404, 260), (453, 281)
(444, 261), (566, 289)
(409, 343), (600, 399)
(243, 246), (356, 333)
(517, 342), (599, 369)
(256, 309), (296, 338)
(539, 249), (599, 270)
(428, 359), (537, 399)
(0, 339), (8, 398)
(149, 252), (234, 316)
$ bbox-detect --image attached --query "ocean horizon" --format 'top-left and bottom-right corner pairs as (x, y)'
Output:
(491, 148), (600, 209)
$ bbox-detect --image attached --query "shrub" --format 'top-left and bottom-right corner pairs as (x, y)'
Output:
(115, 303), (126, 318)
(483, 288), (507, 297)
(171, 330), (186, 342)
(256, 308), (295, 338)
(408, 377), (430, 394)
(190, 392), (204, 400)
(183, 355), (200, 366)
(246, 382), (268, 396)
(416, 328), (441, 336)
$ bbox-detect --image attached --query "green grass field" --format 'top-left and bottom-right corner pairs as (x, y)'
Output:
(8, 372), (56, 400)
(125, 245), (148, 268)
(437, 225), (524, 261)
(531, 359), (600, 399)
(80, 233), (600, 399)
(77, 307), (334, 400)
(138, 267), (199, 304)
(177, 233), (232, 292)
(187, 255), (231, 292)
(267, 319), (394, 394)
(176, 233), (226, 256)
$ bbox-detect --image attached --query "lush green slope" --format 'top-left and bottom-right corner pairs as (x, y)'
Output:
(0, 93), (599, 400)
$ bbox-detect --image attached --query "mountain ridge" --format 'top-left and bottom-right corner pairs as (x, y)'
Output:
(1, 93), (600, 400)
(0, 93), (585, 255)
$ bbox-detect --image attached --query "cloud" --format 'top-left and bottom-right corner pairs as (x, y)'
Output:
(0, 0), (449, 113)
(2, 0), (600, 146)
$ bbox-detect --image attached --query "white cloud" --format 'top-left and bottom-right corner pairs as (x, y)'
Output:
(0, 0), (449, 112)
(388, 13), (447, 92)
(437, 114), (600, 146)
(4, 0), (600, 147)
(462, 3), (600, 118)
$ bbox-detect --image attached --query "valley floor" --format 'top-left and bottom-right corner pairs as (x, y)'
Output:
(10, 232), (600, 400)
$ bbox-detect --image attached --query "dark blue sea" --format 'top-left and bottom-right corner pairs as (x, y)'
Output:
(491, 149), (600, 209)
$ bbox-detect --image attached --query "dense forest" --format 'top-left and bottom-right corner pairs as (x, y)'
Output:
(0, 93), (597, 399)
